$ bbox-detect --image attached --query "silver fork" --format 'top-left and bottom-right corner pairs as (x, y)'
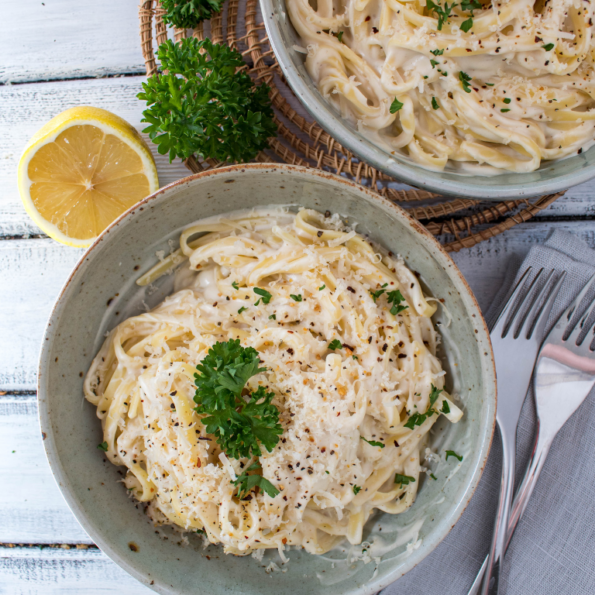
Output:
(480, 268), (565, 595)
(469, 274), (595, 595)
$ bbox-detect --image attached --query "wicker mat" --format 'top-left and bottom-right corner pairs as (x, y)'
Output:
(138, 0), (564, 252)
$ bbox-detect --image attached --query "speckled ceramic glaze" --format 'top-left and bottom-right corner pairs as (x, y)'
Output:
(38, 164), (496, 595)
(260, 0), (595, 199)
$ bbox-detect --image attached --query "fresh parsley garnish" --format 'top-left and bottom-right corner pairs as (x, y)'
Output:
(196, 528), (206, 535)
(290, 294), (303, 302)
(503, 97), (511, 104)
(441, 400), (451, 414)
(361, 437), (385, 448)
(353, 485), (362, 495)
(254, 287), (272, 304)
(542, 43), (554, 51)
(232, 281), (240, 290)
(336, 31), (344, 43)
(429, 384), (443, 407)
(445, 450), (463, 462)
(430, 473), (438, 480)
(193, 340), (282, 459)
(325, 470), (330, 474)
(501, 108), (511, 113)
(232, 462), (280, 499)
(485, 82), (494, 86)
(328, 339), (343, 350)
(432, 97), (440, 110)
(97, 441), (108, 452)
(426, 0), (457, 31)
(430, 59), (439, 68)
(238, 306), (248, 314)
(319, 285), (326, 291)
(352, 355), (358, 360)
(161, 0), (224, 28)
(138, 38), (276, 163)
(459, 70), (472, 93)
(430, 48), (444, 56)
(460, 0), (481, 13)
(390, 98), (404, 113)
(404, 409), (436, 429)
(394, 473), (416, 487)
(387, 290), (408, 315)
(269, 314), (276, 320)
(460, 17), (473, 32)
(370, 286), (386, 301)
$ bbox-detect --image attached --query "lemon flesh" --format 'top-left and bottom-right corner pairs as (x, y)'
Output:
(18, 107), (159, 247)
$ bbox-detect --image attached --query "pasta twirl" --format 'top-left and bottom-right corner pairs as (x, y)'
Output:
(84, 207), (462, 556)
(287, 0), (595, 173)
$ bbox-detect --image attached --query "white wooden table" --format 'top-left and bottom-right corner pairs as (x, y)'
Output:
(2, 1), (595, 593)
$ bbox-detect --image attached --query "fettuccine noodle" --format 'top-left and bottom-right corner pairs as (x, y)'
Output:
(84, 207), (462, 556)
(287, 0), (595, 173)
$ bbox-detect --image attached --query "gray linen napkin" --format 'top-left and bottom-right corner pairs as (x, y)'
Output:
(381, 230), (595, 595)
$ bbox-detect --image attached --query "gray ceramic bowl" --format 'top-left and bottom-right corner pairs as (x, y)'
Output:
(38, 164), (496, 595)
(260, 0), (595, 199)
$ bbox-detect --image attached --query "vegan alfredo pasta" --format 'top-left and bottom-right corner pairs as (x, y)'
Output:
(287, 0), (595, 173)
(84, 208), (462, 556)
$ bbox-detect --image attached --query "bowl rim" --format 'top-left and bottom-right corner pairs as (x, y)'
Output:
(259, 0), (595, 199)
(38, 163), (496, 595)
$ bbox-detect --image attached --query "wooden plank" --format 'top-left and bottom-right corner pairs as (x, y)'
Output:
(0, 545), (153, 594)
(2, 221), (595, 392)
(0, 396), (90, 544)
(0, 76), (191, 237)
(1, 0), (145, 84)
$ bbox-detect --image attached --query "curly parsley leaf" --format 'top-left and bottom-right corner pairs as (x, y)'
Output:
(426, 0), (457, 30)
(446, 450), (463, 462)
(193, 340), (282, 459)
(459, 70), (473, 93)
(161, 0), (224, 29)
(387, 289), (408, 316)
(328, 339), (343, 350)
(460, 17), (473, 32)
(97, 442), (108, 452)
(404, 408), (436, 430)
(361, 437), (385, 448)
(394, 473), (416, 487)
(429, 384), (443, 407)
(390, 98), (404, 113)
(232, 462), (280, 499)
(138, 37), (276, 164)
(254, 287), (272, 304)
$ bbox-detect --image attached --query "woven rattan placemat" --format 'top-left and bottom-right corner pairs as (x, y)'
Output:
(138, 0), (564, 252)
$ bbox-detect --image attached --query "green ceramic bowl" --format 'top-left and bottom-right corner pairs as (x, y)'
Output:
(38, 164), (496, 595)
(260, 0), (595, 199)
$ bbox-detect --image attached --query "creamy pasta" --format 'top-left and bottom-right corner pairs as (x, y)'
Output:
(84, 207), (462, 556)
(286, 0), (595, 173)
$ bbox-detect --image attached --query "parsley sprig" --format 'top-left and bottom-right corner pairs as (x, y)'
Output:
(193, 340), (283, 459)
(138, 38), (276, 163)
(394, 473), (416, 487)
(426, 0), (457, 30)
(387, 290), (408, 316)
(404, 384), (444, 429)
(361, 437), (385, 448)
(459, 71), (473, 93)
(446, 450), (463, 462)
(161, 0), (224, 29)
(232, 462), (280, 499)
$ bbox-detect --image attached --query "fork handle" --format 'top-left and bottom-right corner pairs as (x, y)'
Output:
(467, 426), (552, 595)
(480, 424), (516, 595)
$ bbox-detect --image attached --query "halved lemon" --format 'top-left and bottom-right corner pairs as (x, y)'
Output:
(18, 106), (159, 247)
